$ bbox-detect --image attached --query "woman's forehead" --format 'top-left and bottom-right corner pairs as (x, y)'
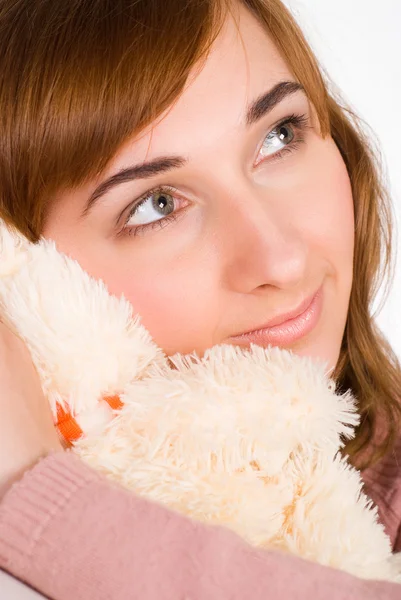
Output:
(102, 6), (293, 174)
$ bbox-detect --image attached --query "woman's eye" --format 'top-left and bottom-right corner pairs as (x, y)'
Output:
(258, 123), (295, 160)
(126, 190), (177, 228)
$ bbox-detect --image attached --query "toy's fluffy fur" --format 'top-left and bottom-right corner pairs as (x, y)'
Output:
(0, 221), (399, 582)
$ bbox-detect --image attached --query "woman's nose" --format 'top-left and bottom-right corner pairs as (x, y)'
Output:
(219, 188), (309, 294)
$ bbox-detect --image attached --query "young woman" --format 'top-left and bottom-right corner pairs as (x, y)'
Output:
(0, 0), (400, 597)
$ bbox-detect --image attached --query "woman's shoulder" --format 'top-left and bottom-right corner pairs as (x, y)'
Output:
(362, 434), (401, 552)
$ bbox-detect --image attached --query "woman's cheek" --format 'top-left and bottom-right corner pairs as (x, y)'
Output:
(302, 138), (355, 264)
(106, 251), (220, 355)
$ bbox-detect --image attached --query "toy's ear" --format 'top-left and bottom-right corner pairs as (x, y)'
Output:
(0, 218), (165, 422)
(0, 219), (31, 278)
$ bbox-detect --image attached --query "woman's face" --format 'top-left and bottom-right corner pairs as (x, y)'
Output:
(43, 6), (354, 371)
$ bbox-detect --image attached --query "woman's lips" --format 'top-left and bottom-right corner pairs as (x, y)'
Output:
(228, 287), (323, 347)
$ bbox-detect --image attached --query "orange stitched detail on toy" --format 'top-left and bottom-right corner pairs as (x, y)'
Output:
(104, 394), (124, 411)
(56, 404), (83, 444)
(55, 395), (123, 445)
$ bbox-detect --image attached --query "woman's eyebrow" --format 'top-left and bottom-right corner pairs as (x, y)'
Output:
(246, 80), (305, 125)
(83, 80), (304, 217)
(83, 156), (186, 217)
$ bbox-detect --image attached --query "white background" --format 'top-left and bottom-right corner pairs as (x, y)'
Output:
(283, 0), (401, 358)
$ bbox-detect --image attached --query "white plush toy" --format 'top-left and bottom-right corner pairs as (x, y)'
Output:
(0, 220), (399, 583)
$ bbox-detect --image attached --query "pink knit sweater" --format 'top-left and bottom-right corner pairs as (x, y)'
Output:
(0, 449), (400, 600)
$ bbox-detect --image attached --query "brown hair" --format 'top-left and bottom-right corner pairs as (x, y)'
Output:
(0, 0), (400, 466)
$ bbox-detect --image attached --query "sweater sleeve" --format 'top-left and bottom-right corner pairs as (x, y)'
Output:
(0, 453), (399, 600)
